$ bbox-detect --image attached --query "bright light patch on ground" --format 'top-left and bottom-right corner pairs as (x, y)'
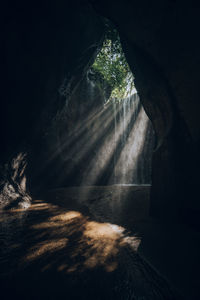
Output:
(18, 202), (141, 273)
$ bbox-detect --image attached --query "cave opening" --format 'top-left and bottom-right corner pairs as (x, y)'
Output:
(60, 23), (155, 188)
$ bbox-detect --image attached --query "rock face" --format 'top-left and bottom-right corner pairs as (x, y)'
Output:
(0, 153), (31, 209)
(0, 1), (106, 207)
(91, 0), (200, 224)
(0, 0), (200, 226)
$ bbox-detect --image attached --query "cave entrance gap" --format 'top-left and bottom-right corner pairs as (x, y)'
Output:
(63, 23), (155, 187)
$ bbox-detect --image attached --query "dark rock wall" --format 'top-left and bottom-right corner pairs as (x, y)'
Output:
(90, 0), (200, 223)
(0, 1), (106, 206)
(30, 72), (107, 189)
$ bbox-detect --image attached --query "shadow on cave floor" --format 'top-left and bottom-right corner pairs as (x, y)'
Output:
(0, 186), (197, 300)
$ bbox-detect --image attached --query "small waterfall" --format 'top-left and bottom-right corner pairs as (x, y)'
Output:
(61, 81), (154, 186)
(112, 93), (154, 184)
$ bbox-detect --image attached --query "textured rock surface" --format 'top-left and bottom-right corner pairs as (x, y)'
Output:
(0, 153), (31, 209)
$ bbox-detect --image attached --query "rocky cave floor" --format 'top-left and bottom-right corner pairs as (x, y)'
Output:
(0, 186), (199, 300)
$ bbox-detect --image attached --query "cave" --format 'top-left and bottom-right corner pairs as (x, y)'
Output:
(0, 1), (200, 299)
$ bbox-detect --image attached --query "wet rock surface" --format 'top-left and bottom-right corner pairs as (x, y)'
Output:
(0, 186), (182, 300)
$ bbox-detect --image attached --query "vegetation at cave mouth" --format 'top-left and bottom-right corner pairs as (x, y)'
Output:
(90, 26), (135, 100)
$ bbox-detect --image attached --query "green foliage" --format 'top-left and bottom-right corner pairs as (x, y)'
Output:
(91, 28), (135, 99)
